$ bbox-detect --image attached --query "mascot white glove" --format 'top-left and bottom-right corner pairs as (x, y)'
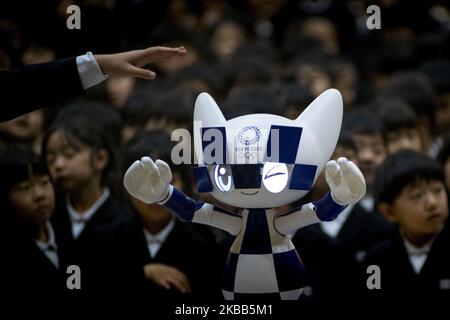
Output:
(123, 156), (172, 204)
(325, 157), (366, 206)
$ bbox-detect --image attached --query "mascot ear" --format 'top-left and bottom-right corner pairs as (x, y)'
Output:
(194, 92), (226, 126)
(294, 88), (343, 169)
(193, 92), (227, 165)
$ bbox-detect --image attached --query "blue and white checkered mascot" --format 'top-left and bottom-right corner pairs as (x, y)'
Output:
(123, 89), (366, 300)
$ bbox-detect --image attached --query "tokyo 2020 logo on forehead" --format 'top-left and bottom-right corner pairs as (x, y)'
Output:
(237, 126), (261, 146)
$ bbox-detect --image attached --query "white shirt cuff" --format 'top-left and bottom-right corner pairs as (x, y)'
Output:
(76, 52), (108, 89)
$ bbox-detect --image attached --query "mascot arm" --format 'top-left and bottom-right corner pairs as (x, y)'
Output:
(274, 157), (365, 235)
(159, 185), (242, 236)
(274, 192), (346, 236)
(123, 156), (242, 235)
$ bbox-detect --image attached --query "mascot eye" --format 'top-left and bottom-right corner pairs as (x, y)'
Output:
(214, 165), (234, 192)
(262, 162), (288, 193)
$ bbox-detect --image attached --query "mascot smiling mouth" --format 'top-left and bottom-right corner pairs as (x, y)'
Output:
(240, 190), (259, 195)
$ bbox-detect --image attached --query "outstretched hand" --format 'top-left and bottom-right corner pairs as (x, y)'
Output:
(94, 46), (187, 80)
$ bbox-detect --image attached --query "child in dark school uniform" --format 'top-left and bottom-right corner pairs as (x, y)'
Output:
(89, 130), (224, 303)
(0, 146), (70, 299)
(292, 132), (393, 305)
(363, 149), (450, 306)
(42, 104), (130, 291)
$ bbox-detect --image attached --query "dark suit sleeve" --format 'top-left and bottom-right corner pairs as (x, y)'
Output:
(0, 57), (85, 122)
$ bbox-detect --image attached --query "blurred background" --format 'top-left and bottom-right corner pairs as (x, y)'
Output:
(1, 0), (450, 308)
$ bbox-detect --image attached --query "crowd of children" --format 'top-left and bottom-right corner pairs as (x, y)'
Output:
(1, 0), (449, 306)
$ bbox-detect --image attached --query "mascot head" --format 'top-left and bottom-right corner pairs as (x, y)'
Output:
(192, 89), (343, 208)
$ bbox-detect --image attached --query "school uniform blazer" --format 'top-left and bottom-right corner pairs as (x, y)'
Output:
(51, 195), (130, 279)
(363, 221), (450, 305)
(89, 214), (224, 302)
(0, 57), (84, 122)
(3, 223), (71, 299)
(292, 203), (394, 303)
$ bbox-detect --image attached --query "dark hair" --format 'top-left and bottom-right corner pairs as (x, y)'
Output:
(376, 99), (418, 132)
(373, 37), (416, 75)
(150, 23), (215, 65)
(281, 34), (328, 62)
(174, 63), (222, 96)
(337, 130), (357, 152)
(121, 92), (156, 127)
(123, 129), (174, 170)
(224, 84), (282, 118)
(233, 41), (277, 63)
(373, 150), (444, 206)
(0, 146), (50, 231)
(281, 82), (314, 115)
(343, 109), (387, 144)
(0, 145), (49, 194)
(42, 103), (119, 189)
(420, 60), (450, 95)
(122, 129), (190, 193)
(219, 55), (276, 94)
(56, 101), (123, 143)
(377, 71), (437, 127)
(153, 87), (194, 127)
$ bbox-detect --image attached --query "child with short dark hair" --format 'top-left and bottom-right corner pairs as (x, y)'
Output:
(343, 109), (388, 213)
(292, 131), (392, 305)
(0, 146), (70, 298)
(364, 150), (450, 304)
(377, 99), (424, 153)
(377, 71), (437, 153)
(90, 130), (223, 302)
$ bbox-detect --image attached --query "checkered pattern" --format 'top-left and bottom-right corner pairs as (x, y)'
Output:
(220, 209), (308, 300)
(161, 187), (345, 301)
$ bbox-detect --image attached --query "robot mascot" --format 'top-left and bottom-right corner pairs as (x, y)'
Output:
(124, 88), (366, 300)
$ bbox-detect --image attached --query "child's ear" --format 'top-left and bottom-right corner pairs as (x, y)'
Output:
(93, 149), (109, 171)
(377, 202), (398, 223)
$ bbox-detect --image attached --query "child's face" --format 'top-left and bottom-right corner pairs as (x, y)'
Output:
(387, 128), (423, 154)
(353, 133), (387, 189)
(46, 130), (106, 192)
(211, 21), (246, 60)
(8, 174), (55, 226)
(389, 180), (448, 243)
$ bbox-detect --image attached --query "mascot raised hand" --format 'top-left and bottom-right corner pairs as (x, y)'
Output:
(124, 89), (366, 300)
